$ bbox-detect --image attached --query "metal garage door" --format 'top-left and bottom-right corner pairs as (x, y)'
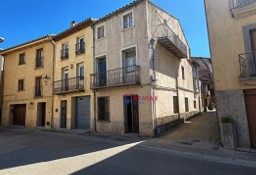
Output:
(244, 89), (256, 148)
(76, 96), (90, 129)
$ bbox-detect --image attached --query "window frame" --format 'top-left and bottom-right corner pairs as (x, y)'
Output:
(18, 79), (24, 91)
(173, 96), (178, 114)
(122, 11), (133, 29)
(97, 25), (105, 40)
(181, 66), (185, 80)
(36, 48), (44, 68)
(18, 53), (26, 65)
(97, 97), (110, 121)
(185, 97), (189, 112)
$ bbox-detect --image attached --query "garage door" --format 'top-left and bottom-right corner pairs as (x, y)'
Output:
(13, 104), (26, 126)
(76, 96), (90, 129)
(244, 89), (256, 148)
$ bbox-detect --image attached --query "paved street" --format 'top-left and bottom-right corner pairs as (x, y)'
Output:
(161, 111), (219, 145)
(0, 127), (256, 175)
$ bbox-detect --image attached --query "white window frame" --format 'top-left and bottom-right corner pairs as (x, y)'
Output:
(97, 25), (105, 40)
(122, 10), (134, 30)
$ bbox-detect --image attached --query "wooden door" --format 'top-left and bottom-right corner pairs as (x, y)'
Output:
(60, 100), (67, 128)
(244, 89), (256, 148)
(13, 104), (26, 126)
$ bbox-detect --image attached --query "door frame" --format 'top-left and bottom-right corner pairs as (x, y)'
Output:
(76, 95), (91, 130)
(60, 100), (67, 129)
(123, 94), (139, 134)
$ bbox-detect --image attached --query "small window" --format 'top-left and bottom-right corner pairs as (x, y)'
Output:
(18, 79), (24, 91)
(173, 96), (178, 114)
(181, 66), (185, 80)
(123, 12), (133, 29)
(98, 97), (109, 121)
(97, 26), (105, 39)
(19, 53), (26, 65)
(185, 97), (189, 112)
(36, 48), (44, 68)
(194, 100), (197, 109)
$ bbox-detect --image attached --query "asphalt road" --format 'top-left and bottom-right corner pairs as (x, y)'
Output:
(0, 128), (255, 175)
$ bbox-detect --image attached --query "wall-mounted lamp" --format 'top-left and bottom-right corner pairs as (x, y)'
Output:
(30, 102), (34, 105)
(43, 74), (49, 85)
(70, 64), (74, 69)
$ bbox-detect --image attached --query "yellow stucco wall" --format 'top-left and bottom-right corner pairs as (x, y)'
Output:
(2, 40), (54, 128)
(53, 26), (94, 130)
(205, 0), (256, 90)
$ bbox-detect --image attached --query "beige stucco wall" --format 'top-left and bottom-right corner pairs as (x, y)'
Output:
(2, 41), (54, 128)
(205, 0), (256, 91)
(53, 26), (94, 130)
(95, 85), (153, 136)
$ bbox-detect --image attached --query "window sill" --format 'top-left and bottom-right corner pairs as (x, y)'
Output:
(96, 36), (107, 41)
(18, 63), (26, 66)
(17, 90), (25, 92)
(97, 120), (111, 123)
(231, 2), (256, 18)
(35, 66), (44, 70)
(122, 26), (135, 32)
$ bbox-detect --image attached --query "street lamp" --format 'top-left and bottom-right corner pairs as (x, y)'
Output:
(0, 37), (4, 43)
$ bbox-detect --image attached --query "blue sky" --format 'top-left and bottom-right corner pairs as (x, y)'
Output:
(0, 0), (210, 57)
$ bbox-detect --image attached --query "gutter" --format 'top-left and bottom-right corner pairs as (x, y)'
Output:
(48, 35), (56, 129)
(91, 23), (97, 133)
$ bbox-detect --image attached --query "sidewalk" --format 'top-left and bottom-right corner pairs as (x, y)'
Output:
(139, 137), (256, 168)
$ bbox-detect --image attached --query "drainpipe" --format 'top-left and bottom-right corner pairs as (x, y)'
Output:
(150, 38), (158, 137)
(91, 23), (97, 133)
(49, 35), (56, 129)
(176, 76), (181, 125)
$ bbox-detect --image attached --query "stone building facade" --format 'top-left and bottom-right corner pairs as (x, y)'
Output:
(205, 0), (256, 148)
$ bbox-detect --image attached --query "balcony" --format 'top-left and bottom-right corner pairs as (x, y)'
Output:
(90, 65), (140, 89)
(75, 42), (85, 55)
(238, 52), (256, 84)
(54, 76), (84, 94)
(35, 86), (43, 97)
(155, 22), (187, 59)
(230, 0), (256, 18)
(60, 48), (69, 60)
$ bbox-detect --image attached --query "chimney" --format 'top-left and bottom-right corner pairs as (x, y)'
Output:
(70, 21), (77, 28)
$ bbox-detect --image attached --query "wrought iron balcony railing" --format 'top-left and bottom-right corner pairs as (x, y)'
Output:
(239, 52), (256, 79)
(61, 48), (69, 60)
(90, 65), (140, 89)
(35, 85), (43, 97)
(75, 42), (85, 55)
(155, 22), (187, 59)
(54, 76), (84, 94)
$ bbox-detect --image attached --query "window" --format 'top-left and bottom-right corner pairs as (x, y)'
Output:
(123, 12), (133, 29)
(36, 48), (43, 68)
(181, 66), (185, 80)
(123, 48), (136, 72)
(98, 97), (109, 121)
(18, 79), (24, 91)
(76, 37), (85, 55)
(35, 77), (42, 97)
(173, 96), (178, 114)
(185, 97), (189, 112)
(61, 43), (69, 59)
(19, 53), (25, 65)
(97, 26), (105, 39)
(194, 100), (197, 109)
